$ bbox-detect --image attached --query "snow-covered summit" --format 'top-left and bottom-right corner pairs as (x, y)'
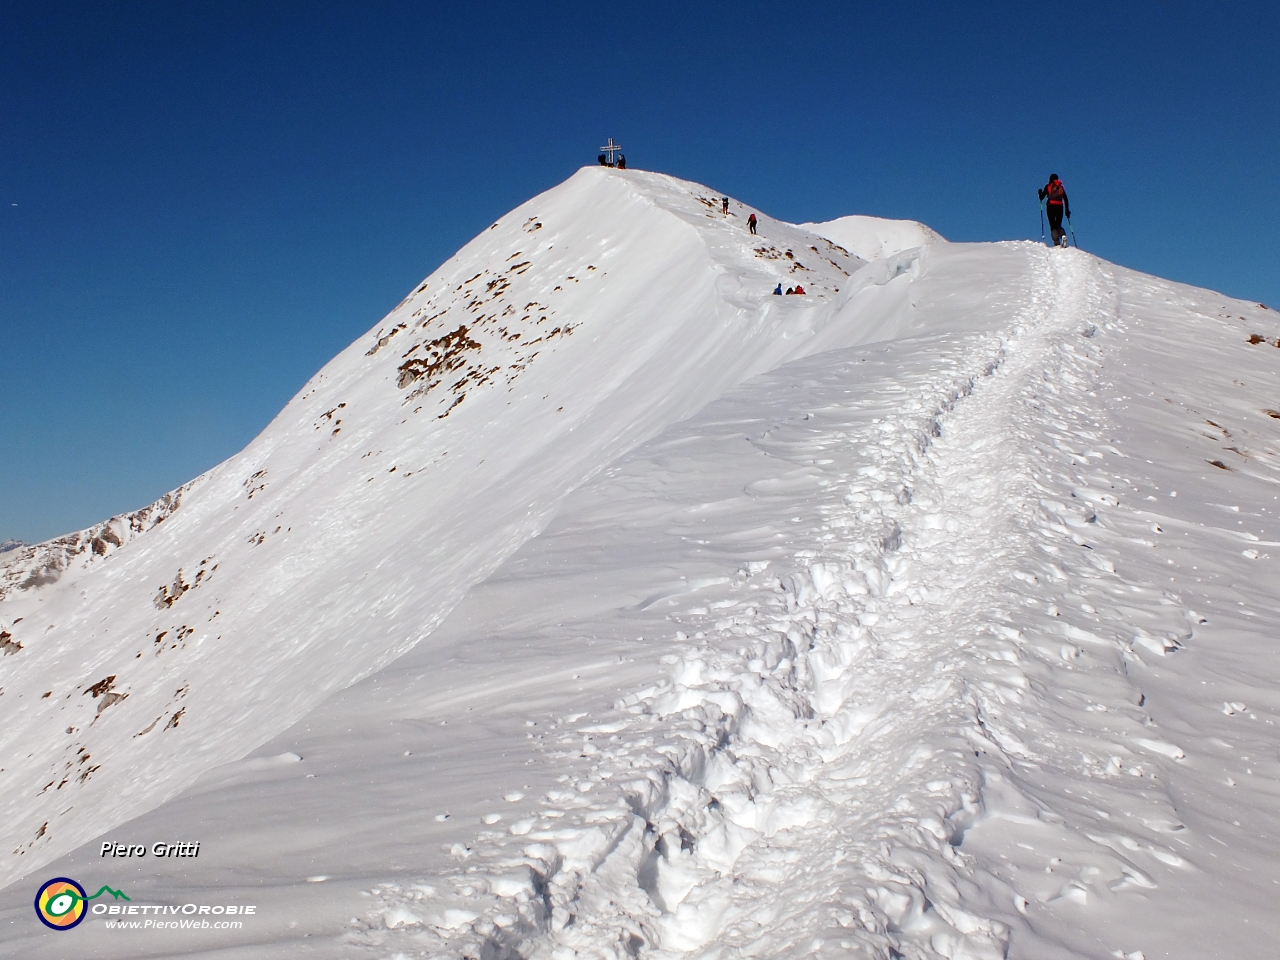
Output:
(0, 167), (930, 888)
(802, 213), (946, 260)
(4, 167), (1279, 960)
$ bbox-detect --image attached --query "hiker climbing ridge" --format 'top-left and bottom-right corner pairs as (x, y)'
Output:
(1038, 174), (1072, 247)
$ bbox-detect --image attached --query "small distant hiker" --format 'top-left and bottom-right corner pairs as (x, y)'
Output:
(617, 154), (627, 169)
(773, 283), (783, 295)
(722, 197), (730, 214)
(794, 284), (805, 295)
(748, 213), (757, 235)
(598, 154), (609, 166)
(1038, 174), (1071, 247)
(785, 287), (794, 295)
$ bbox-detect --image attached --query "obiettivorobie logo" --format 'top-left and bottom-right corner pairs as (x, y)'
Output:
(35, 875), (258, 932)
(34, 877), (130, 930)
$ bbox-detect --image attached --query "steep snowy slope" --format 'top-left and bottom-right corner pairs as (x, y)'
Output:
(4, 171), (1279, 960)
(0, 168), (932, 889)
(802, 214), (946, 261)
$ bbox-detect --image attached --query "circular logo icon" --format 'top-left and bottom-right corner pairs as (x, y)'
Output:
(35, 877), (87, 930)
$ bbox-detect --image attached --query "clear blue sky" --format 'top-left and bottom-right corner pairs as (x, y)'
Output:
(3, 2), (1277, 543)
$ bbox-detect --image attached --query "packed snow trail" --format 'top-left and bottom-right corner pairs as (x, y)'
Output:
(348, 245), (1227, 960)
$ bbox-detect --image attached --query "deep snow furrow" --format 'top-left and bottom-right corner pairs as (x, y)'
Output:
(617, 249), (1085, 960)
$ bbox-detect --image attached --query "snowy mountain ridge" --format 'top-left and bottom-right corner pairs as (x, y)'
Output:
(0, 484), (197, 601)
(3, 167), (1280, 960)
(0, 168), (931, 889)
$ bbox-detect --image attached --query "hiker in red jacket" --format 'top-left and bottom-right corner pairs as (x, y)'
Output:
(747, 213), (757, 235)
(1038, 174), (1072, 247)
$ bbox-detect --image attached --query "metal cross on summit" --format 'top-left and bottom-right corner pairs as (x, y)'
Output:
(599, 137), (623, 165)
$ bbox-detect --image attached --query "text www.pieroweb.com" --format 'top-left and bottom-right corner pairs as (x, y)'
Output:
(105, 918), (243, 929)
(95, 903), (255, 930)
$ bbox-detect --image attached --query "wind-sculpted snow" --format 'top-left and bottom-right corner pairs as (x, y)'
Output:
(0, 168), (933, 889)
(802, 214), (947, 261)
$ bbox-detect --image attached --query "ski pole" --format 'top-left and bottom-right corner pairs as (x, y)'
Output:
(1067, 215), (1077, 248)
(1040, 199), (1045, 242)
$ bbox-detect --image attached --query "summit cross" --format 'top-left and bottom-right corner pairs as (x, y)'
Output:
(599, 138), (623, 165)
